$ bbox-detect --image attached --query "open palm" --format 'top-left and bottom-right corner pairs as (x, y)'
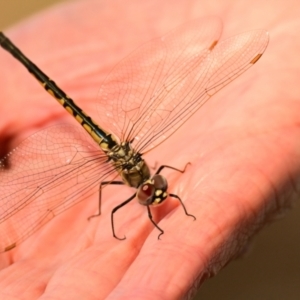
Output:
(0, 0), (299, 299)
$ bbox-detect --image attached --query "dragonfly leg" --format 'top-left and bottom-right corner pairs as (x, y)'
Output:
(156, 163), (196, 220)
(169, 193), (196, 220)
(147, 205), (164, 239)
(111, 193), (136, 240)
(88, 181), (124, 220)
(155, 162), (191, 175)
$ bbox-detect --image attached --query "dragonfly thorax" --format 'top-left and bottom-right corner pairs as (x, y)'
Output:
(108, 141), (151, 188)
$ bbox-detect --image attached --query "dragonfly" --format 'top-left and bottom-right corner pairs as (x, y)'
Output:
(0, 17), (269, 252)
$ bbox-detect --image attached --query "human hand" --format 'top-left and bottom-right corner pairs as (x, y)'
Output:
(0, 0), (299, 299)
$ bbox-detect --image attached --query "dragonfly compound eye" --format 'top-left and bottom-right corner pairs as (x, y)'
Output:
(136, 181), (155, 206)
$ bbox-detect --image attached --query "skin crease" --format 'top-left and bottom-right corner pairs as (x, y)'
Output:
(0, 0), (300, 299)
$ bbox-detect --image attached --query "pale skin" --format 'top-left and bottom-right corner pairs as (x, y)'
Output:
(0, 0), (299, 299)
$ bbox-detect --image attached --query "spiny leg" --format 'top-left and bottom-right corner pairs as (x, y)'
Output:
(155, 162), (191, 175)
(88, 181), (124, 220)
(111, 194), (136, 240)
(156, 163), (196, 220)
(147, 205), (164, 239)
(169, 193), (196, 220)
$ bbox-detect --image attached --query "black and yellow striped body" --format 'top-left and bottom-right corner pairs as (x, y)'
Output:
(0, 32), (151, 189)
(41, 80), (118, 151)
(0, 32), (117, 153)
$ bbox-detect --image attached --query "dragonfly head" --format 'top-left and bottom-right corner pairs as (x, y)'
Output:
(136, 174), (168, 206)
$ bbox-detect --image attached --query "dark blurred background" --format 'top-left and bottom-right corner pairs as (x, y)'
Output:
(1, 1), (300, 299)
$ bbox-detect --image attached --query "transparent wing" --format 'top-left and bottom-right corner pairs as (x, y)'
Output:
(95, 17), (269, 153)
(0, 125), (116, 252)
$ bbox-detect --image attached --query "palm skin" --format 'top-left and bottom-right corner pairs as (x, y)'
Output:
(0, 0), (299, 299)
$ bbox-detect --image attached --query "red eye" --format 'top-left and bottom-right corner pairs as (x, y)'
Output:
(142, 184), (153, 197)
(136, 182), (155, 206)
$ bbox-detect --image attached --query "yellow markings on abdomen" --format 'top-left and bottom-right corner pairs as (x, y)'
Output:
(99, 141), (110, 151)
(83, 123), (92, 134)
(39, 79), (108, 146)
(75, 114), (84, 124)
(91, 130), (102, 144)
(46, 88), (55, 98)
(65, 106), (74, 115)
(57, 98), (65, 105)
